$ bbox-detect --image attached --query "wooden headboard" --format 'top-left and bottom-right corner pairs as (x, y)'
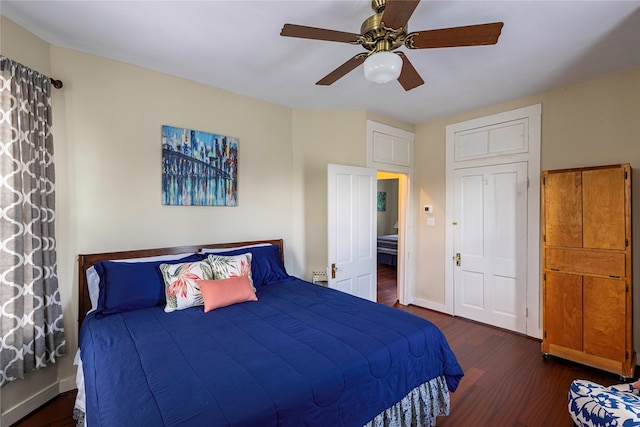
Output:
(77, 239), (284, 328)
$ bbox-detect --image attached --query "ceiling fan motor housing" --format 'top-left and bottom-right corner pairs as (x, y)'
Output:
(360, 9), (407, 53)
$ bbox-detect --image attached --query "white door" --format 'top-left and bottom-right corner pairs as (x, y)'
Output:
(453, 162), (528, 333)
(327, 164), (377, 301)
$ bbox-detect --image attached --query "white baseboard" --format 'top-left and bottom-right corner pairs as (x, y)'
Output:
(1, 382), (59, 427)
(0, 375), (77, 427)
(409, 297), (452, 315)
(59, 374), (77, 393)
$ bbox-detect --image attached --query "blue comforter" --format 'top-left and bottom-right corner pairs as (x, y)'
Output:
(80, 277), (463, 426)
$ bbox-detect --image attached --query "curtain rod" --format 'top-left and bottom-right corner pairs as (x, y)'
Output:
(50, 78), (63, 89)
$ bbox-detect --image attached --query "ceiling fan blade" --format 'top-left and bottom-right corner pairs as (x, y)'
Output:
(381, 0), (420, 30)
(316, 54), (367, 86)
(406, 22), (504, 49)
(281, 24), (361, 43)
(397, 53), (424, 91)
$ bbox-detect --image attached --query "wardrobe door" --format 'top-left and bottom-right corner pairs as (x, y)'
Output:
(544, 271), (582, 352)
(583, 167), (626, 250)
(544, 171), (582, 248)
(583, 276), (627, 361)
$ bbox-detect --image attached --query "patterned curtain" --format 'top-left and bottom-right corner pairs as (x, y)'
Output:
(0, 56), (66, 387)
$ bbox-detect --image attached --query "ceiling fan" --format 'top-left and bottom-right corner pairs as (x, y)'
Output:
(280, 0), (503, 91)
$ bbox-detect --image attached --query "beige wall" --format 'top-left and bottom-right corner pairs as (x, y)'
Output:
(414, 68), (640, 345)
(291, 109), (367, 280)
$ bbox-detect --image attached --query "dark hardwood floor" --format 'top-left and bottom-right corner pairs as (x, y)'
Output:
(10, 389), (77, 427)
(14, 267), (627, 426)
(377, 262), (398, 305)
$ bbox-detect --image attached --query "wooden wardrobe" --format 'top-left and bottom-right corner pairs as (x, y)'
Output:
(541, 163), (634, 378)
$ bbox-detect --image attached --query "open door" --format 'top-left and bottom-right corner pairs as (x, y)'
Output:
(327, 164), (377, 301)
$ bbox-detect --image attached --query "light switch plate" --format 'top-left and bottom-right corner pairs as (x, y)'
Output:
(427, 218), (435, 227)
(423, 205), (433, 214)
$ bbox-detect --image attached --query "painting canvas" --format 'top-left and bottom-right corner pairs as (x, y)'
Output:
(162, 125), (238, 206)
(377, 192), (386, 212)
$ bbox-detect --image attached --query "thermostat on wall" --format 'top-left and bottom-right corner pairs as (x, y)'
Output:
(423, 205), (433, 214)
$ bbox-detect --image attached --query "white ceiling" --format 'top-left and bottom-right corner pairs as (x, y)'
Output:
(2, 1), (639, 124)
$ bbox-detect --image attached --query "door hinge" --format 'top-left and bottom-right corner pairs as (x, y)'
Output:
(543, 331), (546, 339)
(624, 171), (628, 179)
(543, 272), (546, 281)
(626, 351), (629, 360)
(526, 308), (528, 317)
(543, 235), (546, 243)
(626, 238), (629, 247)
(526, 177), (530, 188)
(543, 176), (546, 185)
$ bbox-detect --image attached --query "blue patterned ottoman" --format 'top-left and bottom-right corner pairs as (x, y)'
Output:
(569, 379), (640, 427)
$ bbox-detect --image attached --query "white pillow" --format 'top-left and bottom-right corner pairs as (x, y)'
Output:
(160, 260), (214, 312)
(206, 253), (255, 290)
(85, 252), (196, 314)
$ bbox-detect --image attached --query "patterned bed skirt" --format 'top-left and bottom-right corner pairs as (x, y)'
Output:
(74, 376), (451, 427)
(365, 376), (451, 427)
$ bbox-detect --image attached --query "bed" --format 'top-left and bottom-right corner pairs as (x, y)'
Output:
(75, 239), (463, 426)
(377, 234), (398, 266)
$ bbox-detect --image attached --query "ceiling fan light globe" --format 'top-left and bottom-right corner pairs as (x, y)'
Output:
(363, 52), (402, 84)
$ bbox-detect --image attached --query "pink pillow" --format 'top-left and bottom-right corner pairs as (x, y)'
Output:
(197, 276), (258, 312)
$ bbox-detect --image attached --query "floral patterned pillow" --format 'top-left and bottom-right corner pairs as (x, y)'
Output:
(206, 253), (255, 290)
(160, 260), (214, 312)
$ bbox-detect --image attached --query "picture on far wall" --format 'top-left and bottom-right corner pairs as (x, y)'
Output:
(161, 125), (238, 206)
(377, 191), (386, 211)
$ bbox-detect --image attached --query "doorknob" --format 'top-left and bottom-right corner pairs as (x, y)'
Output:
(331, 263), (338, 279)
(455, 253), (461, 267)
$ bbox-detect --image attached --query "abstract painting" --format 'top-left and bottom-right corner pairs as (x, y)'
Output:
(162, 125), (238, 206)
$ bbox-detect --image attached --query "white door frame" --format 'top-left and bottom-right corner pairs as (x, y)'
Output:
(366, 121), (415, 305)
(445, 104), (542, 338)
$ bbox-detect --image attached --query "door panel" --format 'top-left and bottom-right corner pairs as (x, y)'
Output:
(583, 276), (626, 360)
(544, 271), (583, 351)
(544, 171), (582, 248)
(583, 168), (626, 250)
(454, 162), (527, 333)
(327, 164), (377, 301)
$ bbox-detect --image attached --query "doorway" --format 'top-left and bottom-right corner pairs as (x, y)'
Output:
(366, 120), (415, 307)
(445, 104), (541, 338)
(376, 174), (401, 305)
